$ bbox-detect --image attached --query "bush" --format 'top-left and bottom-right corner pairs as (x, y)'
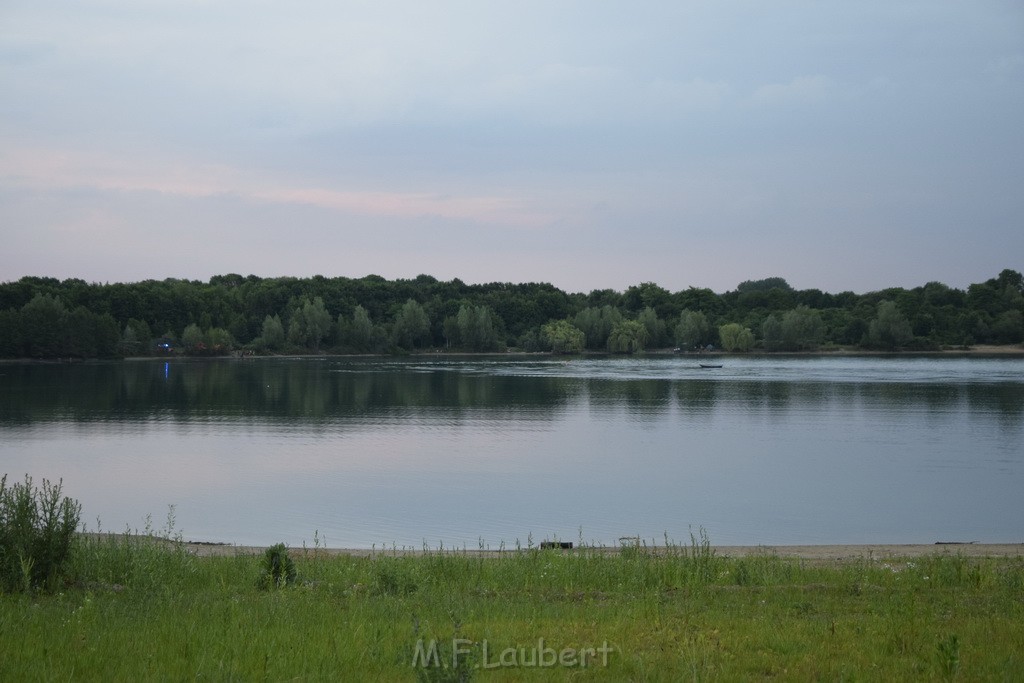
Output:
(260, 543), (297, 588)
(0, 474), (82, 592)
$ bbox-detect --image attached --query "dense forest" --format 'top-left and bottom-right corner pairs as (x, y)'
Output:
(0, 270), (1021, 359)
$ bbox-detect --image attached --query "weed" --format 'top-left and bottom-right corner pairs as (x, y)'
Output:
(412, 614), (476, 682)
(260, 543), (297, 588)
(937, 633), (960, 678)
(688, 526), (718, 585)
(0, 474), (82, 592)
(734, 558), (753, 586)
(70, 509), (196, 591)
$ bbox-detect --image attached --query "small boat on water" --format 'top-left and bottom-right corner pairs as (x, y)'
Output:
(699, 363), (723, 369)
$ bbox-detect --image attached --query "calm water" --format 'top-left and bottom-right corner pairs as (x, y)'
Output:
(1, 356), (1022, 548)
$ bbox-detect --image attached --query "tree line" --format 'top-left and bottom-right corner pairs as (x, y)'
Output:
(0, 269), (1021, 358)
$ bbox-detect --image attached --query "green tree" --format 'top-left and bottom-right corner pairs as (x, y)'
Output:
(64, 306), (99, 358)
(991, 310), (1024, 344)
(455, 305), (474, 349)
(288, 296), (332, 351)
(922, 281), (963, 308)
(227, 313), (250, 344)
(839, 316), (870, 346)
(5, 268), (1024, 357)
(623, 282), (671, 315)
(676, 310), (711, 350)
(259, 314), (285, 350)
(993, 268), (1023, 294)
(636, 307), (666, 348)
(392, 299), (431, 349)
(65, 305), (121, 358)
(541, 319), (584, 354)
(120, 318), (152, 356)
(304, 297), (333, 351)
(182, 323), (204, 352)
(94, 314), (122, 357)
(119, 324), (139, 356)
(780, 305), (824, 351)
(736, 277), (792, 292)
(761, 314), (784, 351)
(573, 305), (622, 350)
(585, 288), (622, 308)
(205, 327), (235, 353)
(21, 293), (67, 358)
(0, 309), (23, 357)
(868, 300), (913, 349)
(347, 305), (374, 351)
(456, 304), (500, 351)
(607, 320), (649, 353)
(675, 287), (723, 317)
(518, 328), (541, 351)
(354, 305), (374, 352)
(719, 323), (754, 351)
(442, 315), (460, 349)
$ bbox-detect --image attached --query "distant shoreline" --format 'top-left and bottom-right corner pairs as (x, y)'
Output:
(5, 344), (1023, 364)
(183, 541), (1024, 562)
(80, 534), (1024, 561)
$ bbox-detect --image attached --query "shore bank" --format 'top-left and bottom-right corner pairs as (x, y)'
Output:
(161, 539), (1024, 561)
(6, 343), (1022, 364)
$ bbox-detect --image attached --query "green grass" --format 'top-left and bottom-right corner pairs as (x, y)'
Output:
(1, 532), (1022, 681)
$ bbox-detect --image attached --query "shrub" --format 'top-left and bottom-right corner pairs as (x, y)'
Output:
(0, 474), (82, 592)
(260, 543), (297, 588)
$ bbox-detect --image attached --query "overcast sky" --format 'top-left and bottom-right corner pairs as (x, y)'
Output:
(1, 1), (1021, 295)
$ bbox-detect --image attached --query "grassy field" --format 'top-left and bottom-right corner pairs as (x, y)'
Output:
(1, 531), (1022, 681)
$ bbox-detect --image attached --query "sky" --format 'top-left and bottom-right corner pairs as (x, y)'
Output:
(1, 1), (1022, 295)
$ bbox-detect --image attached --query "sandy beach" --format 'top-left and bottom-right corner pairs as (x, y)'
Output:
(167, 540), (1024, 562)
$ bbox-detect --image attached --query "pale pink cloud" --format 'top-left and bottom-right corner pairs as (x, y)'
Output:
(0, 142), (551, 228)
(256, 187), (547, 227)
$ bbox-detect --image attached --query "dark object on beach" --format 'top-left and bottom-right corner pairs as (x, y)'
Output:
(699, 363), (723, 369)
(540, 541), (573, 550)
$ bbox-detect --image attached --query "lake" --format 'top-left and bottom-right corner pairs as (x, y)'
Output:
(1, 356), (1021, 549)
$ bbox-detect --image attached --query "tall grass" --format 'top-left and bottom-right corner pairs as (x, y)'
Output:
(69, 507), (200, 592)
(1, 527), (1022, 680)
